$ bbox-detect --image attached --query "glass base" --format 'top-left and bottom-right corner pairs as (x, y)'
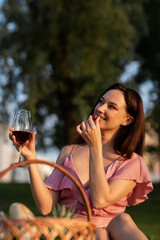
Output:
(11, 162), (28, 168)
(10, 162), (28, 168)
(11, 156), (28, 168)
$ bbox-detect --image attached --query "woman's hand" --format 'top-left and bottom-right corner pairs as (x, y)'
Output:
(76, 115), (101, 147)
(9, 128), (37, 159)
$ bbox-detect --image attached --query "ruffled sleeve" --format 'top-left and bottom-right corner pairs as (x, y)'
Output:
(44, 157), (87, 210)
(45, 160), (65, 191)
(109, 153), (154, 206)
(45, 159), (75, 192)
(45, 157), (78, 193)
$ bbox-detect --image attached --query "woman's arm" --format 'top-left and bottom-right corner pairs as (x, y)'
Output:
(28, 162), (60, 215)
(89, 145), (136, 208)
(9, 129), (66, 215)
(28, 145), (73, 215)
(76, 116), (136, 209)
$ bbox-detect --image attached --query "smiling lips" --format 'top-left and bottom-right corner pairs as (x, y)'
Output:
(92, 114), (105, 121)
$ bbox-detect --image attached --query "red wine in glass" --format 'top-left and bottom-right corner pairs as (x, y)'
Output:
(12, 131), (32, 145)
(11, 109), (33, 167)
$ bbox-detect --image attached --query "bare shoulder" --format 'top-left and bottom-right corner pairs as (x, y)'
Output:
(56, 145), (75, 164)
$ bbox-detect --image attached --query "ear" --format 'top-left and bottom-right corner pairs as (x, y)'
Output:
(122, 116), (134, 126)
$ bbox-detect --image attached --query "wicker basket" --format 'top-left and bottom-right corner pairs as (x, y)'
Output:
(0, 159), (96, 240)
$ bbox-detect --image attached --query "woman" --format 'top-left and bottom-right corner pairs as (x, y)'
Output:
(10, 83), (153, 239)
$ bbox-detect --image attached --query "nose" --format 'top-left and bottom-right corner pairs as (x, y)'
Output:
(95, 103), (106, 113)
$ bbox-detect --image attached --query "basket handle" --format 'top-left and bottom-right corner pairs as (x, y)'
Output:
(0, 159), (92, 221)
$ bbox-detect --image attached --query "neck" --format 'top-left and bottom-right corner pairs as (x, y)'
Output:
(101, 129), (117, 145)
(100, 130), (120, 158)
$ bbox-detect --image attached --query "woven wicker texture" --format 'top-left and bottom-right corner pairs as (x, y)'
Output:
(0, 160), (96, 240)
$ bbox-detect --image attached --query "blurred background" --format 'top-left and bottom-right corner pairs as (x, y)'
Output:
(0, 0), (159, 183)
(0, 0), (159, 238)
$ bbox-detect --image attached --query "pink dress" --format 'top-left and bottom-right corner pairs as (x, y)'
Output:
(45, 145), (153, 228)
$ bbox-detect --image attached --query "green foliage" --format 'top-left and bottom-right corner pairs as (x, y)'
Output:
(146, 145), (159, 153)
(0, 0), (145, 149)
(149, 101), (160, 133)
(136, 0), (160, 86)
(135, 0), (160, 144)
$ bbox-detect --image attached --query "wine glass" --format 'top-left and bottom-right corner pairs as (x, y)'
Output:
(11, 109), (33, 166)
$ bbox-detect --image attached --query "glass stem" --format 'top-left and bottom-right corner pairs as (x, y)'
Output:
(18, 145), (26, 162)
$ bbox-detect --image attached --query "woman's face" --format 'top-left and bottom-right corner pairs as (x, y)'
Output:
(94, 89), (131, 133)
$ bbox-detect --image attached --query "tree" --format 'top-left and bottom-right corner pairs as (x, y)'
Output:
(135, 0), (160, 151)
(136, 0), (160, 89)
(0, 0), (145, 149)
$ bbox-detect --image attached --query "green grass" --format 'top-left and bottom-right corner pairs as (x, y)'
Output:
(0, 183), (40, 216)
(126, 183), (160, 240)
(0, 183), (159, 240)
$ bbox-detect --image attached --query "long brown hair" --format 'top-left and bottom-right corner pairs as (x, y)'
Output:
(72, 83), (145, 158)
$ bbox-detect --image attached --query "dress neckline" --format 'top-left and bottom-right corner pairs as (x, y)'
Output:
(67, 145), (123, 190)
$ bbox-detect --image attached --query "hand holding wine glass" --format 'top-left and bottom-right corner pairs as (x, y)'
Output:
(10, 109), (33, 165)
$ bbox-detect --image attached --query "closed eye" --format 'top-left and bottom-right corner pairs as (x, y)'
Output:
(108, 103), (118, 110)
(108, 104), (116, 109)
(98, 98), (104, 104)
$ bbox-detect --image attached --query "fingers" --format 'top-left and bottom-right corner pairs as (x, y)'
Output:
(9, 129), (36, 146)
(9, 131), (20, 146)
(87, 115), (95, 128)
(30, 131), (36, 141)
(86, 115), (100, 130)
(76, 115), (99, 135)
(76, 121), (89, 135)
(76, 124), (82, 135)
(9, 128), (13, 141)
(76, 121), (87, 135)
(95, 115), (100, 126)
(9, 132), (21, 151)
(27, 131), (36, 146)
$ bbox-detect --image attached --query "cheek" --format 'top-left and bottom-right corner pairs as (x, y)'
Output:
(94, 104), (100, 110)
(107, 112), (126, 124)
(94, 106), (100, 114)
(105, 110), (118, 118)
